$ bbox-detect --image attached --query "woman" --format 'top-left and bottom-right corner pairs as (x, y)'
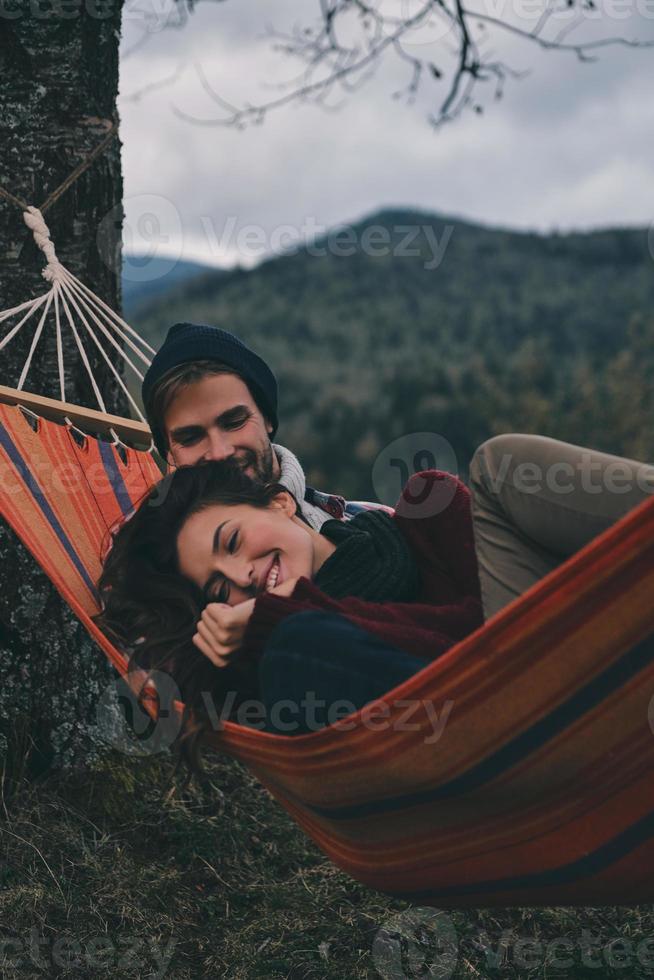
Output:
(94, 457), (484, 768)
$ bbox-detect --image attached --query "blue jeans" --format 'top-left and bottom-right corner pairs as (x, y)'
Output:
(257, 610), (428, 735)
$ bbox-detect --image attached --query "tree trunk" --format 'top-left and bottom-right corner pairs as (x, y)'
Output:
(0, 3), (126, 780)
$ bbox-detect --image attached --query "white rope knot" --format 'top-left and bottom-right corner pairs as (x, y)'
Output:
(2, 204), (156, 446)
(41, 262), (66, 284)
(23, 205), (66, 284)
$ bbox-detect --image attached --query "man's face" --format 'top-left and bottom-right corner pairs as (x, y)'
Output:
(163, 373), (279, 481)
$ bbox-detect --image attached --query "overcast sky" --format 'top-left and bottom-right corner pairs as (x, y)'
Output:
(118, 0), (654, 271)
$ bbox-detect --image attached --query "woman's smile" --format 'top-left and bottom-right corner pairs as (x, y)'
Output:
(261, 553), (282, 593)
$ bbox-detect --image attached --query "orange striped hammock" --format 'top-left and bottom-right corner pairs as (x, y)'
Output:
(2, 392), (654, 909)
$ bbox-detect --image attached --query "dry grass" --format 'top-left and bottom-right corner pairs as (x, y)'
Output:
(1, 749), (653, 979)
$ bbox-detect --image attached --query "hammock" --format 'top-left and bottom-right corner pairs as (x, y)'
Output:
(2, 208), (654, 910)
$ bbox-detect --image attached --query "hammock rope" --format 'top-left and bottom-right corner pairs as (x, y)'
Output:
(1, 121), (156, 453)
(1, 206), (156, 453)
(0, 119), (119, 216)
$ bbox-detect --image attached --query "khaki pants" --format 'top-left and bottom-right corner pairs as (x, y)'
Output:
(469, 433), (654, 621)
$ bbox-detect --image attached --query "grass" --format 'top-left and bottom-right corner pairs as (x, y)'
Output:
(1, 748), (654, 979)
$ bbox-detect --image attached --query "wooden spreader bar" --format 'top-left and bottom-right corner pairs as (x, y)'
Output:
(0, 384), (152, 448)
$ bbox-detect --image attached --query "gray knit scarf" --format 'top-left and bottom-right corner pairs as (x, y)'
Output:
(273, 443), (332, 530)
(314, 509), (421, 602)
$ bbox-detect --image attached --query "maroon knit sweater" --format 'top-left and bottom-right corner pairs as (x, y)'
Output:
(240, 470), (484, 662)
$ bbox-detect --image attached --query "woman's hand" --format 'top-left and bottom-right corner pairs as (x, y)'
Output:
(192, 577), (302, 667)
(192, 597), (256, 667)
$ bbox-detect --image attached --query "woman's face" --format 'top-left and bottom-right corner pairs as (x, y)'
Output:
(176, 492), (316, 606)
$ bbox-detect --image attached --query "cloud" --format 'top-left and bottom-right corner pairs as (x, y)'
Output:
(118, 0), (654, 266)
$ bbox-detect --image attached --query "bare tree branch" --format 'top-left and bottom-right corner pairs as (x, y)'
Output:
(122, 63), (189, 104)
(165, 0), (654, 128)
(469, 7), (652, 60)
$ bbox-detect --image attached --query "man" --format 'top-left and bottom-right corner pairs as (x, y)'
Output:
(142, 321), (366, 529)
(141, 322), (429, 734)
(468, 432), (654, 619)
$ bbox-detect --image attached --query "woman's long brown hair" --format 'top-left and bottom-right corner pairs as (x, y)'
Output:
(92, 458), (297, 782)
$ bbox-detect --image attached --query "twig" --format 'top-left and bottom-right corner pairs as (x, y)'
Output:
(167, 0), (653, 129)
(1, 827), (66, 900)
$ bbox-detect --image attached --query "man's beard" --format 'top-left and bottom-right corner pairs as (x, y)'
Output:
(235, 442), (276, 483)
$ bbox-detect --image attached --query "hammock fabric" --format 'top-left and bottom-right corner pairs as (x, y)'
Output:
(2, 400), (654, 909)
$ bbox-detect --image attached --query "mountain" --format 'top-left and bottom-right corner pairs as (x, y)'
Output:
(121, 255), (222, 316)
(126, 207), (654, 500)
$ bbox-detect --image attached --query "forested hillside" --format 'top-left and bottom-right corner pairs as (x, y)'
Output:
(129, 208), (654, 500)
(122, 257), (222, 316)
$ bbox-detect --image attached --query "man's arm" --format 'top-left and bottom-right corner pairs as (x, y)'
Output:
(241, 576), (483, 661)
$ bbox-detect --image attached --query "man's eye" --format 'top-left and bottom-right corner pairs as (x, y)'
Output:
(177, 434), (201, 447)
(224, 414), (250, 430)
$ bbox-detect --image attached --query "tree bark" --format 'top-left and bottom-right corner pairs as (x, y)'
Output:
(0, 1), (126, 779)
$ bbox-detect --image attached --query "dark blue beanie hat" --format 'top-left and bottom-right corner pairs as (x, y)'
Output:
(142, 322), (278, 457)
